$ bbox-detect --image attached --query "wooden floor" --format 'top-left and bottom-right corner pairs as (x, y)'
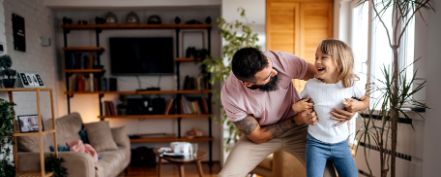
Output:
(123, 163), (221, 177)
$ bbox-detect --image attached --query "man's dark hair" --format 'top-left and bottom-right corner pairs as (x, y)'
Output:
(232, 47), (268, 82)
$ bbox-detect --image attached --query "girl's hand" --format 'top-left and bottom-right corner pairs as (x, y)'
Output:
(292, 98), (313, 113)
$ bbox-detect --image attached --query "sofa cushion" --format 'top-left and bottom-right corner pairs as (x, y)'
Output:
(84, 121), (118, 152)
(111, 126), (129, 148)
(97, 149), (130, 177)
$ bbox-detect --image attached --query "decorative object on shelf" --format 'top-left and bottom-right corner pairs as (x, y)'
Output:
(77, 20), (88, 25)
(95, 17), (105, 24)
(174, 16), (181, 24)
(147, 15), (162, 24)
(62, 17), (73, 24)
(17, 114), (42, 133)
(0, 55), (17, 88)
(185, 128), (204, 138)
(126, 11), (140, 24)
(185, 47), (209, 61)
(12, 13), (26, 52)
(205, 16), (212, 24)
(17, 72), (44, 88)
(45, 154), (67, 177)
(0, 98), (16, 177)
(105, 12), (118, 24)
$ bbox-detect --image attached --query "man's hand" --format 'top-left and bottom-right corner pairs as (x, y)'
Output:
(330, 109), (355, 123)
(294, 109), (318, 125)
(343, 96), (369, 112)
(292, 98), (313, 113)
(331, 96), (369, 122)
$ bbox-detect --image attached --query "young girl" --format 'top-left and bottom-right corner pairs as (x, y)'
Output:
(293, 39), (369, 177)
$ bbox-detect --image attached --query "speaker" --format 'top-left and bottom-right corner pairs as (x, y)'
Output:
(109, 78), (117, 91)
(126, 97), (166, 115)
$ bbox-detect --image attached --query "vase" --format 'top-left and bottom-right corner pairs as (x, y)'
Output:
(2, 79), (15, 88)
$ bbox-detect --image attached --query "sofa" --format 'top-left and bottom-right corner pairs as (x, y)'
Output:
(251, 150), (306, 177)
(17, 112), (131, 177)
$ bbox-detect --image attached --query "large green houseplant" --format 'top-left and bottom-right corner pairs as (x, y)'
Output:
(0, 98), (16, 177)
(203, 8), (260, 145)
(354, 0), (433, 177)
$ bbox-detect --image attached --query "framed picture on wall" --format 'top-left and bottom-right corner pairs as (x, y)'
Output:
(12, 13), (26, 52)
(17, 114), (42, 133)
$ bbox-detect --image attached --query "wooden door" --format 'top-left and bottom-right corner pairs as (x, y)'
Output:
(266, 0), (333, 91)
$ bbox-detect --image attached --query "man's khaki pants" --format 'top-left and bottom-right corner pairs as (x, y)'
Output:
(218, 124), (336, 177)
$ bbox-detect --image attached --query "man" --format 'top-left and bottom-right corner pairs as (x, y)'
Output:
(219, 47), (355, 177)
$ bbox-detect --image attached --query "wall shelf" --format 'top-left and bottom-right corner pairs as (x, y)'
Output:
(64, 69), (104, 73)
(130, 136), (213, 143)
(62, 23), (211, 30)
(63, 46), (105, 52)
(65, 89), (211, 95)
(99, 114), (211, 119)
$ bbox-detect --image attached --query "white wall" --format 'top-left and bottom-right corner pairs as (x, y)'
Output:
(1, 0), (59, 119)
(422, 0), (441, 176)
(221, 0), (266, 48)
(54, 7), (222, 161)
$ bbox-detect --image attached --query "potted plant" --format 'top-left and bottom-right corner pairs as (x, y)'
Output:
(203, 8), (260, 149)
(0, 98), (15, 177)
(354, 1), (434, 177)
(0, 55), (17, 88)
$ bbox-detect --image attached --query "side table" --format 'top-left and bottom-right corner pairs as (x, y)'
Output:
(156, 150), (206, 177)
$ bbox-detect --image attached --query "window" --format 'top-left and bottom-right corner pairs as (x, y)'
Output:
(349, 1), (415, 110)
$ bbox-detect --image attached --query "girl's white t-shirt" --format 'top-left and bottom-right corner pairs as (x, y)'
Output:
(300, 78), (365, 144)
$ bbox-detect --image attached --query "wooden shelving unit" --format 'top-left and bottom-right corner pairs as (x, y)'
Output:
(64, 69), (104, 73)
(130, 136), (212, 143)
(63, 46), (104, 52)
(0, 88), (58, 177)
(99, 114), (211, 119)
(62, 23), (211, 30)
(61, 22), (214, 166)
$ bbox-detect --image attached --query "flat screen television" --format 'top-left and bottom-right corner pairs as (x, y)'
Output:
(109, 37), (174, 75)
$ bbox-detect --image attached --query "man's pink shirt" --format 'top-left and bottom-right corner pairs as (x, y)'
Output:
(221, 51), (308, 126)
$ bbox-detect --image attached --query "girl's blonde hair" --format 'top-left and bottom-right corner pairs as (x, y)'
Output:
(318, 39), (357, 88)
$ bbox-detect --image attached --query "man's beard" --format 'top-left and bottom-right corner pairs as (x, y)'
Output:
(247, 74), (279, 91)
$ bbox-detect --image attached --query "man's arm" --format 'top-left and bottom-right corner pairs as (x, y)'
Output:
(301, 63), (317, 80)
(234, 111), (317, 144)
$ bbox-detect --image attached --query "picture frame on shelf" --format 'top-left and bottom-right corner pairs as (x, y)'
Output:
(18, 72), (44, 88)
(17, 114), (42, 133)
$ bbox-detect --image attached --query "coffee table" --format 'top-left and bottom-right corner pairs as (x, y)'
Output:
(156, 150), (206, 177)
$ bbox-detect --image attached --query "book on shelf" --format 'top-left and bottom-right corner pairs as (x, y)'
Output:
(68, 74), (101, 92)
(164, 98), (175, 115)
(180, 96), (209, 114)
(104, 101), (117, 116)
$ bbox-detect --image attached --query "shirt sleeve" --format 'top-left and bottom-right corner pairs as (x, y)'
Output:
(271, 51), (309, 79)
(220, 84), (248, 122)
(353, 81), (366, 98)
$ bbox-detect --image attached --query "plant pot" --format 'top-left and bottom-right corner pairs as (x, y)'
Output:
(2, 79), (16, 88)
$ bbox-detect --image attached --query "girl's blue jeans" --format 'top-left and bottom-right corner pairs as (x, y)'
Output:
(306, 134), (358, 177)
